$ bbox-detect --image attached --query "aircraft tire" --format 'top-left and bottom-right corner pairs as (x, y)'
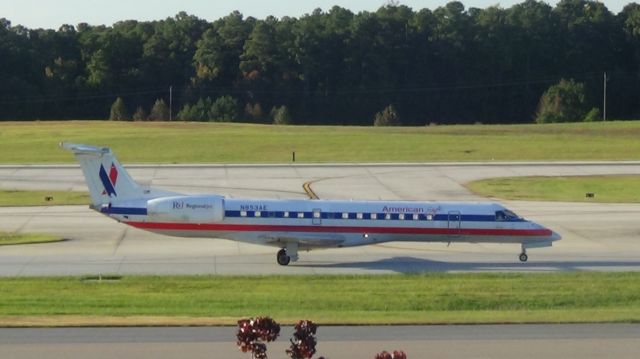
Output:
(519, 253), (528, 262)
(277, 248), (291, 266)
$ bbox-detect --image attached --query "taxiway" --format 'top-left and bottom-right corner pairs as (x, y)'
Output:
(1, 163), (639, 275)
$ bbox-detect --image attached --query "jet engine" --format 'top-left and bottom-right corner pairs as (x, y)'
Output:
(146, 195), (224, 223)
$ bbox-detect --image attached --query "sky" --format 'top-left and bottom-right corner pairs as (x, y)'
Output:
(0, 0), (631, 30)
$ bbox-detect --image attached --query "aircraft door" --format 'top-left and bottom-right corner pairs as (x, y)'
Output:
(312, 208), (322, 225)
(448, 211), (461, 236)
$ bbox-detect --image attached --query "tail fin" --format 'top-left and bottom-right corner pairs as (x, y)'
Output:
(61, 142), (146, 207)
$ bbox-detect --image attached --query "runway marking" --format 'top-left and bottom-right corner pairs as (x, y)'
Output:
(302, 180), (319, 199)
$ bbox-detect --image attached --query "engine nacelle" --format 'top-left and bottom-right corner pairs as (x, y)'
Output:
(147, 195), (224, 223)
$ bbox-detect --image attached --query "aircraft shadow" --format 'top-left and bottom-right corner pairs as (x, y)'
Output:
(298, 256), (640, 273)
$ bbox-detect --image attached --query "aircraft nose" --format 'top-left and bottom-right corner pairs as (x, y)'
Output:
(550, 231), (562, 242)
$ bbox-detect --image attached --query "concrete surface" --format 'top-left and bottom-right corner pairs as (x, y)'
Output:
(2, 324), (639, 359)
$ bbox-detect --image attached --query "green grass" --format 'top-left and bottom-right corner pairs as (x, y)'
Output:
(466, 175), (640, 203)
(1, 120), (640, 163)
(0, 190), (90, 206)
(0, 273), (639, 325)
(0, 232), (63, 246)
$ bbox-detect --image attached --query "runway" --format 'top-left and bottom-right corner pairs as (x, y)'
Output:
(2, 324), (639, 359)
(1, 163), (640, 275)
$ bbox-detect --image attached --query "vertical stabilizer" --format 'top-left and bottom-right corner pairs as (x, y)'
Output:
(60, 143), (143, 207)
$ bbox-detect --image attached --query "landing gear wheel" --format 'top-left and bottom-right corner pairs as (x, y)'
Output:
(519, 253), (528, 262)
(277, 248), (291, 266)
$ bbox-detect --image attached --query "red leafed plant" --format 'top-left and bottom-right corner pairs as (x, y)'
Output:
(375, 350), (407, 359)
(237, 316), (281, 359)
(286, 320), (318, 359)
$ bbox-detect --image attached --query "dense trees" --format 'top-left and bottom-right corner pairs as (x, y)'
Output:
(535, 79), (594, 123)
(1, 1), (640, 124)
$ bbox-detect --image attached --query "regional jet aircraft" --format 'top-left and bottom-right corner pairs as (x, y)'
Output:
(62, 143), (561, 265)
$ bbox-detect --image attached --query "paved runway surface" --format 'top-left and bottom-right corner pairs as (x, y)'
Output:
(2, 324), (639, 359)
(1, 163), (640, 275)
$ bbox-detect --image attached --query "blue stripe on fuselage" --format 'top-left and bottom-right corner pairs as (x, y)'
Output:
(101, 207), (147, 215)
(223, 211), (522, 222)
(100, 208), (520, 222)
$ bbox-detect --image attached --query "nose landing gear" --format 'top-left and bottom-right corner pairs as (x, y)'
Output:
(519, 244), (528, 262)
(519, 252), (528, 262)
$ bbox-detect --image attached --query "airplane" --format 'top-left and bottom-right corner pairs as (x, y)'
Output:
(61, 142), (561, 265)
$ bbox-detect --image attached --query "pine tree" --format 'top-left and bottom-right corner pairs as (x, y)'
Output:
(210, 95), (238, 121)
(132, 106), (147, 121)
(271, 106), (292, 125)
(373, 105), (400, 126)
(148, 99), (170, 121)
(109, 97), (129, 121)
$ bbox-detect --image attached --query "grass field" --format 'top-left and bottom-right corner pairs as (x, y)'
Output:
(0, 273), (639, 326)
(1, 121), (640, 163)
(0, 232), (62, 246)
(0, 190), (90, 206)
(466, 175), (640, 203)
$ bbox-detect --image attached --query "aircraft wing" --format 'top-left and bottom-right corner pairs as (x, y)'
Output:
(261, 233), (345, 248)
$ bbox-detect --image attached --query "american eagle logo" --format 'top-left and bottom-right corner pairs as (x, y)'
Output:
(99, 163), (118, 197)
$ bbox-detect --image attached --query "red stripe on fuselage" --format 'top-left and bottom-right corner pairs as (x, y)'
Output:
(124, 221), (552, 237)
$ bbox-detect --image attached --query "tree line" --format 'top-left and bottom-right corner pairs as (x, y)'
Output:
(1, 0), (640, 125)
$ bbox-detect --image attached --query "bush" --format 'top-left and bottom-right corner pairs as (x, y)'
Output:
(584, 107), (602, 122)
(245, 103), (264, 122)
(109, 97), (129, 121)
(132, 106), (147, 121)
(535, 79), (590, 123)
(177, 98), (213, 121)
(271, 106), (292, 125)
(210, 95), (239, 121)
(148, 99), (169, 121)
(178, 96), (239, 122)
(374, 105), (401, 126)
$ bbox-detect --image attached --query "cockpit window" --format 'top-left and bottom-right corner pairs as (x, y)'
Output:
(504, 210), (520, 219)
(495, 210), (520, 221)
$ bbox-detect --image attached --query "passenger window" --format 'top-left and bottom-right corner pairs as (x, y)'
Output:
(284, 211), (289, 218)
(313, 211), (321, 218)
(399, 214), (405, 220)
(370, 213), (377, 220)
(297, 212), (305, 218)
(342, 213), (349, 219)
(427, 214), (433, 221)
(255, 211), (261, 217)
(413, 214), (419, 220)
(357, 213), (363, 220)
(240, 211), (247, 217)
(385, 213), (391, 220)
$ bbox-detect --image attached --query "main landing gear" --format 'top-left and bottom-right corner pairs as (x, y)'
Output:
(277, 248), (291, 266)
(276, 242), (299, 266)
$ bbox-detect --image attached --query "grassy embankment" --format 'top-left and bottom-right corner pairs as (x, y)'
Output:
(0, 273), (639, 327)
(467, 175), (640, 203)
(0, 120), (640, 163)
